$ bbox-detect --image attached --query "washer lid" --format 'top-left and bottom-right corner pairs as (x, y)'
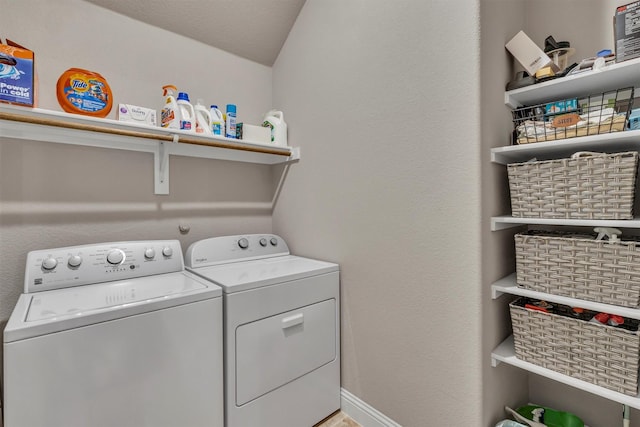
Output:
(188, 255), (339, 293)
(5, 271), (221, 342)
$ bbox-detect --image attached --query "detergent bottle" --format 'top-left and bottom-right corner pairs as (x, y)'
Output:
(262, 110), (287, 146)
(194, 98), (212, 135)
(210, 105), (224, 136)
(161, 85), (180, 129)
(176, 92), (195, 132)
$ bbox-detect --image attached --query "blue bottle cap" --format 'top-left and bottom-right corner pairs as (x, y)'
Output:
(210, 105), (218, 109)
(226, 104), (236, 114)
(177, 92), (190, 101)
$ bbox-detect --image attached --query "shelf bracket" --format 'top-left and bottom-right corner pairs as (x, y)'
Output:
(288, 146), (301, 162)
(491, 286), (505, 299)
(154, 141), (170, 195)
(491, 218), (526, 231)
(491, 356), (502, 368)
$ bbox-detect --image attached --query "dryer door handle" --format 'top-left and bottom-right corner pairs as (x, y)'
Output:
(281, 313), (304, 329)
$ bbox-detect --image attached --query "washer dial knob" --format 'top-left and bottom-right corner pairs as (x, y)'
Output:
(238, 238), (249, 249)
(270, 237), (278, 246)
(67, 255), (82, 268)
(42, 257), (58, 270)
(259, 238), (268, 247)
(162, 246), (173, 257)
(106, 249), (125, 265)
(144, 248), (156, 259)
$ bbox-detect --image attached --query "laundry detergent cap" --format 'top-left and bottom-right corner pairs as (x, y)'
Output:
(210, 105), (218, 109)
(177, 92), (190, 102)
(56, 68), (112, 117)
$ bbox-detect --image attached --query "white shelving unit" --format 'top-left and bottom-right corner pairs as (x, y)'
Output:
(492, 274), (640, 320)
(492, 336), (640, 410)
(0, 104), (300, 195)
(491, 216), (640, 231)
(492, 57), (640, 412)
(504, 56), (640, 108)
(491, 129), (640, 165)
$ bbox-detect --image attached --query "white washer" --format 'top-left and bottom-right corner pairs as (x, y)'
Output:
(3, 240), (224, 427)
(185, 234), (340, 427)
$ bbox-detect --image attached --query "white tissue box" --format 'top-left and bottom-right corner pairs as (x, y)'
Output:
(117, 104), (157, 126)
(241, 123), (271, 144)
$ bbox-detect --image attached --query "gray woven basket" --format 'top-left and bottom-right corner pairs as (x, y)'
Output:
(507, 151), (639, 219)
(510, 298), (640, 396)
(515, 231), (640, 307)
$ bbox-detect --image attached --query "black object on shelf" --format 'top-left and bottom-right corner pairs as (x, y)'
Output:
(544, 35), (570, 53)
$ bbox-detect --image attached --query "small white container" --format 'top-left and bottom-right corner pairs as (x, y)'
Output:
(177, 92), (195, 132)
(194, 99), (212, 135)
(210, 105), (224, 136)
(262, 110), (287, 146)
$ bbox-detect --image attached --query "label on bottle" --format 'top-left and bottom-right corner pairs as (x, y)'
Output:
(161, 108), (174, 127)
(212, 123), (222, 135)
(262, 120), (275, 142)
(226, 112), (236, 138)
(180, 120), (192, 131)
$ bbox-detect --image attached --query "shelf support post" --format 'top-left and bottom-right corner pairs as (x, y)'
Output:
(155, 141), (169, 195)
(491, 356), (501, 368)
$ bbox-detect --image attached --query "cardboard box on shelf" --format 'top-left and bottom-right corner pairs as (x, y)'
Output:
(117, 104), (157, 126)
(506, 31), (554, 76)
(0, 39), (35, 107)
(615, 1), (640, 63)
(239, 123), (271, 144)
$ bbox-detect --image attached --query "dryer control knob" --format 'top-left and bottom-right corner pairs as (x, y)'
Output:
(67, 255), (82, 268)
(270, 237), (278, 246)
(106, 249), (125, 265)
(259, 238), (268, 247)
(162, 246), (173, 257)
(144, 248), (156, 259)
(42, 257), (58, 270)
(238, 238), (249, 249)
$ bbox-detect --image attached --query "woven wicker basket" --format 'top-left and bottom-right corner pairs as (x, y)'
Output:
(507, 151), (638, 219)
(510, 297), (640, 396)
(515, 231), (640, 307)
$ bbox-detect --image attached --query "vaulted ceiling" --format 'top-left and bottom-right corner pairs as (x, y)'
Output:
(84, 0), (306, 66)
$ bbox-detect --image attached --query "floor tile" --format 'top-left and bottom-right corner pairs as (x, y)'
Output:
(315, 410), (362, 427)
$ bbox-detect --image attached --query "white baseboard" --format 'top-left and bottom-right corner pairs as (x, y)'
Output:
(341, 388), (402, 427)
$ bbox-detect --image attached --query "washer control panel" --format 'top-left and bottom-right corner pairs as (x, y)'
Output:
(24, 240), (184, 293)
(185, 234), (290, 268)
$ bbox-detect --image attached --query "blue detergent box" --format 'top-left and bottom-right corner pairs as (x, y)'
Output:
(545, 99), (578, 115)
(629, 108), (640, 130)
(0, 41), (35, 107)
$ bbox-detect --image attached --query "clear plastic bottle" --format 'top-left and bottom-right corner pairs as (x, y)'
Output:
(225, 104), (236, 139)
(176, 92), (195, 132)
(210, 105), (224, 136)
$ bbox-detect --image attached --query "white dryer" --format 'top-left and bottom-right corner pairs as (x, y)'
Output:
(3, 240), (223, 427)
(185, 234), (340, 427)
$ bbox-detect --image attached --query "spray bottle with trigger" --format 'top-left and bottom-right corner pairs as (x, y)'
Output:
(161, 85), (181, 129)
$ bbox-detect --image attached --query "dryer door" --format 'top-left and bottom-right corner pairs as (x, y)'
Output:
(235, 298), (336, 405)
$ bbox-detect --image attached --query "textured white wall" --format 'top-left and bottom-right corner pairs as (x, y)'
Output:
(480, 1), (530, 426)
(272, 1), (482, 425)
(0, 0), (275, 326)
